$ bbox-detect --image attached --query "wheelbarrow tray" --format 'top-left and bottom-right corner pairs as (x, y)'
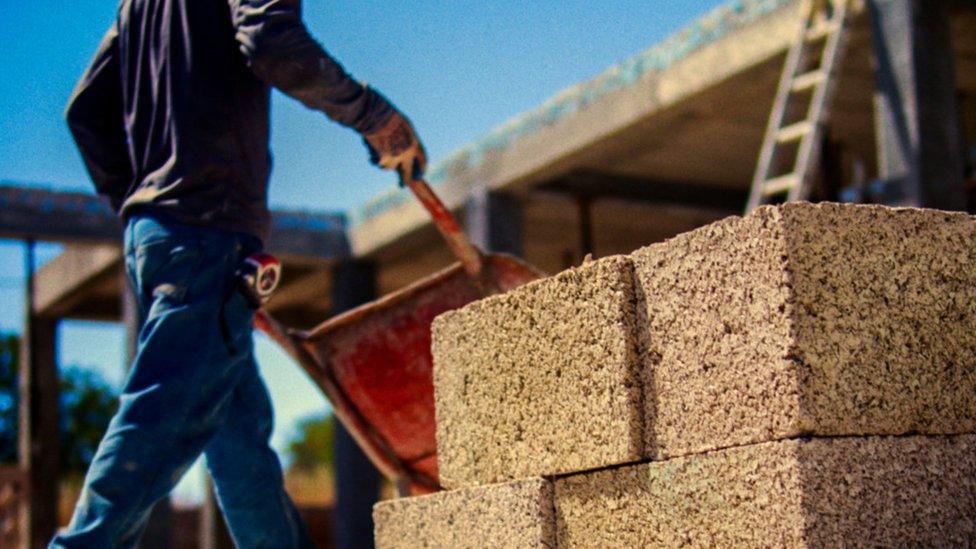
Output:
(256, 253), (542, 494)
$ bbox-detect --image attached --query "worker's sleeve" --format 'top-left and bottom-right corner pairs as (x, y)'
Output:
(65, 23), (132, 211)
(229, 0), (395, 134)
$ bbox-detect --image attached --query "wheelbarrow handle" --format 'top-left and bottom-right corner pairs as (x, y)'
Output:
(403, 177), (485, 279)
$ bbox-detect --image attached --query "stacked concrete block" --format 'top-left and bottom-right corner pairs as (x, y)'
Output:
(373, 478), (554, 549)
(556, 435), (976, 547)
(633, 202), (976, 459)
(432, 203), (976, 487)
(375, 203), (976, 547)
(432, 255), (643, 488)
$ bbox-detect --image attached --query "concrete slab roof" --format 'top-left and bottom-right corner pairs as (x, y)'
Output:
(352, 0), (976, 271)
(348, 0), (805, 256)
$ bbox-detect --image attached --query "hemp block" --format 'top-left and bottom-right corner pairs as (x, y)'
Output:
(433, 255), (642, 488)
(555, 435), (976, 547)
(433, 203), (976, 488)
(633, 202), (976, 458)
(373, 478), (554, 549)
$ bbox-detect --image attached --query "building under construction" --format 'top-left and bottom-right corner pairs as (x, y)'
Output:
(3, 0), (976, 546)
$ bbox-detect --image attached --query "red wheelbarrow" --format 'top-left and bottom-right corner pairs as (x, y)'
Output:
(255, 178), (543, 495)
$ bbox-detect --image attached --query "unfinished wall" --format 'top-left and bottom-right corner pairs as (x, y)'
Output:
(376, 203), (976, 547)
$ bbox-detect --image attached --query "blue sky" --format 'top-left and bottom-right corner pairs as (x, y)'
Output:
(0, 0), (725, 502)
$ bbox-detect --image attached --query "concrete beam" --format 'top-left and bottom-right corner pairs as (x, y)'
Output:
(0, 184), (350, 260)
(540, 171), (748, 212)
(264, 266), (334, 330)
(33, 246), (338, 325)
(0, 185), (121, 243)
(266, 210), (349, 261)
(33, 244), (123, 319)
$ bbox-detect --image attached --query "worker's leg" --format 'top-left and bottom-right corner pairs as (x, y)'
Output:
(51, 213), (260, 548)
(205, 354), (313, 548)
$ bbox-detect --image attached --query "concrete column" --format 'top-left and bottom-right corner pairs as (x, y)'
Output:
(464, 188), (524, 256)
(331, 261), (381, 549)
(577, 196), (594, 258)
(19, 240), (60, 547)
(869, 0), (965, 209)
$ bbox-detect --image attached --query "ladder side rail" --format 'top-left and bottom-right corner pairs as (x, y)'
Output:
(746, 0), (816, 212)
(789, 0), (852, 202)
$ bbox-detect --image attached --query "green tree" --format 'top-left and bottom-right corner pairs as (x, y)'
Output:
(0, 331), (118, 477)
(59, 367), (117, 476)
(286, 413), (335, 472)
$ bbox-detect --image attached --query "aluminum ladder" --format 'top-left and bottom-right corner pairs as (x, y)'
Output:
(745, 0), (852, 213)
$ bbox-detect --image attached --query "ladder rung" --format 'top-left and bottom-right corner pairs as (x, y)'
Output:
(762, 174), (800, 196)
(806, 21), (839, 41)
(776, 121), (813, 143)
(791, 70), (826, 92)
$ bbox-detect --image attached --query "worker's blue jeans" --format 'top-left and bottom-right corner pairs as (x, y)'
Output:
(52, 212), (312, 548)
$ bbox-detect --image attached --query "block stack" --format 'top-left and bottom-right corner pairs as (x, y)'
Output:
(374, 203), (976, 547)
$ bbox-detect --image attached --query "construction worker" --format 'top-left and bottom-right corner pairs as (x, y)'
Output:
(53, 0), (425, 546)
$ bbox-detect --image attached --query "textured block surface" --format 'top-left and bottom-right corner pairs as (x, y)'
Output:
(433, 255), (642, 488)
(434, 203), (976, 488)
(633, 203), (976, 459)
(373, 478), (554, 549)
(555, 435), (976, 547)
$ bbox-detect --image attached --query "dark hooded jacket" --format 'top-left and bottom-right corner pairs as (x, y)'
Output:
(66, 0), (394, 241)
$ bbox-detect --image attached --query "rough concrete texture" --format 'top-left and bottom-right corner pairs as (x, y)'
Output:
(433, 255), (642, 488)
(373, 478), (554, 549)
(633, 202), (976, 459)
(433, 203), (976, 487)
(555, 435), (976, 547)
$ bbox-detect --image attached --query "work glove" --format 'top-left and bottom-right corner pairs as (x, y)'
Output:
(363, 111), (427, 186)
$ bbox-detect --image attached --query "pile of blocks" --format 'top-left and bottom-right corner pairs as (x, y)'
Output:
(374, 203), (976, 547)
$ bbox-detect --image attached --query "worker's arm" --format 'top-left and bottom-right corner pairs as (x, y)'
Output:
(65, 23), (132, 210)
(230, 0), (393, 133)
(230, 0), (426, 179)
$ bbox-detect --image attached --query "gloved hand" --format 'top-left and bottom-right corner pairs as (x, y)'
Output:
(363, 111), (427, 186)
